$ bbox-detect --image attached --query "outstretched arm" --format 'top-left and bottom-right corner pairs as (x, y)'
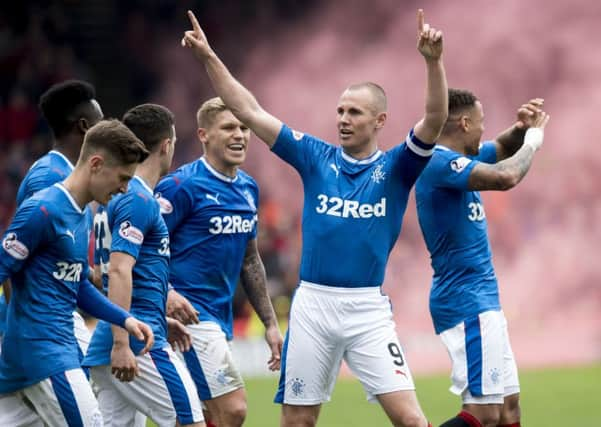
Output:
(494, 98), (544, 161)
(468, 111), (550, 191)
(240, 238), (283, 371)
(182, 11), (282, 147)
(413, 9), (448, 144)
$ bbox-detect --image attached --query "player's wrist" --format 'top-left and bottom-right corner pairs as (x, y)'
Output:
(523, 127), (544, 151)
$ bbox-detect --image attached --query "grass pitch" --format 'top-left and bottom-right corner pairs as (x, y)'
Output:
(149, 364), (600, 426)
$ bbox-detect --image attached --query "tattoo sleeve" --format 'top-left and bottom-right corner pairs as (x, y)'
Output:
(240, 239), (277, 328)
(468, 143), (536, 191)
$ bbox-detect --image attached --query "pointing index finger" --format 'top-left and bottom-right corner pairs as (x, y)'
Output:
(417, 9), (424, 33)
(187, 10), (201, 33)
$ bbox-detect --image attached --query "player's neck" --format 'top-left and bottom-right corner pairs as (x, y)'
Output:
(53, 136), (82, 165)
(136, 155), (162, 190)
(341, 142), (379, 160)
(61, 169), (92, 209)
(204, 156), (238, 178)
(437, 136), (467, 155)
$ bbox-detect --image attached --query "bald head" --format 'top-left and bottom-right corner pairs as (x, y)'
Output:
(345, 82), (387, 114)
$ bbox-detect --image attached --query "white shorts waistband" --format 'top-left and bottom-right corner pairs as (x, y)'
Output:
(299, 280), (383, 295)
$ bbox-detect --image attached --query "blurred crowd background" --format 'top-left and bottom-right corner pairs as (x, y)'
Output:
(0, 0), (599, 373)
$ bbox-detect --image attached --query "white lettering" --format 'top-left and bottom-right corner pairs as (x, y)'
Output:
(315, 194), (387, 219)
(209, 215), (256, 235)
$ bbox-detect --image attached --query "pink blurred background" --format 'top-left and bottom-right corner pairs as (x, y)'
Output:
(1, 0), (599, 372)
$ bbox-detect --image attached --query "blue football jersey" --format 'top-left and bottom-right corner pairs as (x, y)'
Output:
(155, 157), (258, 340)
(272, 124), (433, 288)
(84, 177), (170, 366)
(415, 142), (501, 334)
(0, 184), (90, 392)
(16, 150), (74, 206)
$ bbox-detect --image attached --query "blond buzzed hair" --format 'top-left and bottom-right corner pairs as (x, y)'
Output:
(346, 82), (387, 114)
(196, 97), (229, 128)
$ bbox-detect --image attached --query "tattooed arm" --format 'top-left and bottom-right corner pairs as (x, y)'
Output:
(468, 111), (550, 191)
(494, 98), (544, 161)
(240, 238), (283, 371)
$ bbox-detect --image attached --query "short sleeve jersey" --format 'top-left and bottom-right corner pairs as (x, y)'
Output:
(415, 142), (500, 333)
(271, 124), (433, 287)
(155, 157), (258, 340)
(84, 177), (170, 366)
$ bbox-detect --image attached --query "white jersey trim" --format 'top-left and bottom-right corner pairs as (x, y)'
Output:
(406, 135), (435, 157)
(132, 175), (153, 195)
(55, 183), (84, 214)
(300, 280), (382, 295)
(200, 157), (238, 183)
(49, 150), (75, 171)
(340, 149), (383, 165)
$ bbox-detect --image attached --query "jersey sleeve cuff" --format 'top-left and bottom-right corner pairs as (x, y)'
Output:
(406, 128), (435, 157)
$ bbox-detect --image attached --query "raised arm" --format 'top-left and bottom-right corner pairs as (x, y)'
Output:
(240, 238), (283, 371)
(494, 98), (544, 161)
(413, 9), (448, 144)
(182, 11), (282, 147)
(468, 111), (550, 191)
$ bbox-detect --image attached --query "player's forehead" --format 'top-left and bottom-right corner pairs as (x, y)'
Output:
(473, 101), (484, 119)
(211, 109), (244, 128)
(337, 87), (374, 111)
(89, 99), (104, 124)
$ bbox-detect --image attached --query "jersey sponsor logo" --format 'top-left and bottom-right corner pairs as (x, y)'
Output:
(243, 189), (256, 211)
(371, 163), (386, 183)
(206, 193), (220, 205)
(292, 130), (304, 141)
(118, 221), (144, 244)
(208, 214), (257, 234)
(155, 193), (173, 214)
(52, 261), (83, 282)
(468, 202), (486, 221)
(330, 163), (340, 178)
(2, 233), (29, 260)
(450, 156), (471, 173)
(315, 194), (386, 218)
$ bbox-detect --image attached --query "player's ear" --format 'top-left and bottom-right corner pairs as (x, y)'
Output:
(89, 154), (105, 173)
(375, 112), (387, 130)
(459, 115), (470, 132)
(161, 137), (171, 155)
(197, 127), (208, 144)
(77, 117), (90, 134)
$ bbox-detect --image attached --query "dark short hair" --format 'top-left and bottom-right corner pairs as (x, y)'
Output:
(80, 119), (149, 165)
(448, 88), (478, 115)
(38, 80), (97, 138)
(122, 103), (175, 152)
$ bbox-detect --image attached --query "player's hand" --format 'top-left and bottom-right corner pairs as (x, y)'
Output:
(124, 317), (154, 355)
(516, 98), (544, 129)
(167, 289), (199, 325)
(181, 10), (212, 60)
(167, 317), (192, 352)
(523, 110), (550, 151)
(265, 324), (283, 371)
(417, 9), (443, 60)
(532, 110), (550, 130)
(111, 342), (139, 382)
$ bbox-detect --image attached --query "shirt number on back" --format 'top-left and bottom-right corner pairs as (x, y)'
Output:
(468, 202), (486, 221)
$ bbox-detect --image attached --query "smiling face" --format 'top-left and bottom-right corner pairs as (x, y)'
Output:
(336, 86), (386, 156)
(199, 109), (250, 175)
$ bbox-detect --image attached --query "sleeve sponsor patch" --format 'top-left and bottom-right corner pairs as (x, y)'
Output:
(155, 194), (173, 214)
(450, 157), (472, 173)
(292, 130), (304, 141)
(2, 233), (29, 260)
(118, 221), (144, 245)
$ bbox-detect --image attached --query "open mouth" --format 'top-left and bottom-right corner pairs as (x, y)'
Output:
(339, 129), (353, 139)
(227, 143), (245, 152)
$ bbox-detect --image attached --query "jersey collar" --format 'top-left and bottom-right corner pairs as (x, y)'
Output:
(49, 150), (75, 171)
(200, 157), (238, 183)
(340, 149), (383, 165)
(55, 183), (84, 214)
(132, 175), (153, 195)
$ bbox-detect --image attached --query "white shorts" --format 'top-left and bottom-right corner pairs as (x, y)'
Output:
(180, 321), (245, 401)
(73, 310), (92, 357)
(439, 310), (520, 405)
(90, 346), (204, 426)
(0, 368), (102, 427)
(275, 281), (415, 405)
